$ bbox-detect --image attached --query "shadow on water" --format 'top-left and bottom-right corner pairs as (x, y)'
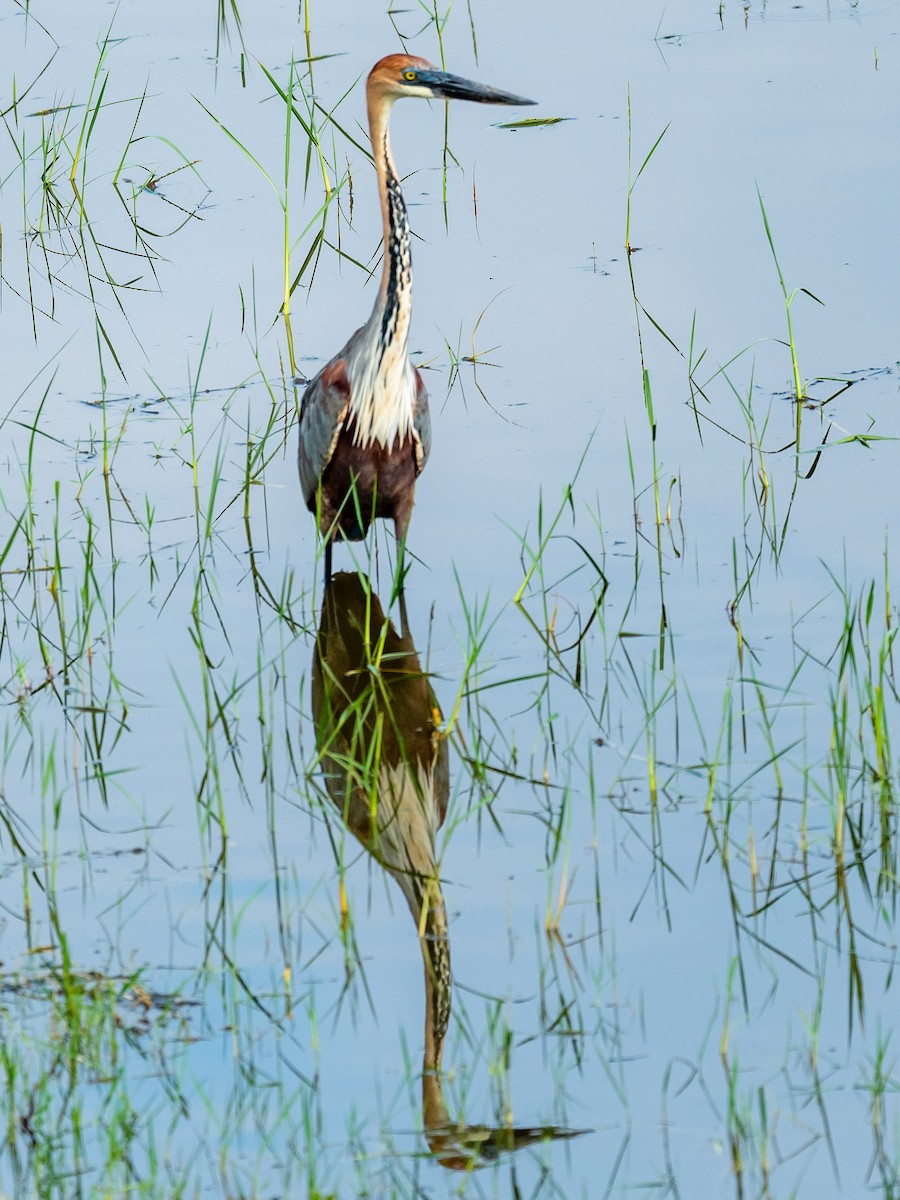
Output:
(312, 571), (585, 1170)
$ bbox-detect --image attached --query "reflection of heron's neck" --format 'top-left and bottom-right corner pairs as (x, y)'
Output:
(420, 885), (452, 1131)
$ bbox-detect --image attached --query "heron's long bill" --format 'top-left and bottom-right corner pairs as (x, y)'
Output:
(419, 69), (536, 106)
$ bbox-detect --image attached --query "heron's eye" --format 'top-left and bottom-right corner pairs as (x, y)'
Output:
(404, 70), (417, 81)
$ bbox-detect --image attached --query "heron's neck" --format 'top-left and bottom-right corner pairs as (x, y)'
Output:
(368, 95), (414, 356)
(345, 94), (417, 449)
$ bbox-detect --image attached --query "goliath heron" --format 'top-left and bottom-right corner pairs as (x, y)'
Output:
(313, 574), (586, 1168)
(298, 56), (534, 580)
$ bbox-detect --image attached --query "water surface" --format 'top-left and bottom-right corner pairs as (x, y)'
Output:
(1, 1), (899, 1196)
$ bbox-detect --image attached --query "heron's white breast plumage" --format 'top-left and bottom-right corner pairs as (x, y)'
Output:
(345, 314), (417, 450)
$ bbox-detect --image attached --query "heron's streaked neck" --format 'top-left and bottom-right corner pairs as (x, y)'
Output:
(367, 92), (413, 358)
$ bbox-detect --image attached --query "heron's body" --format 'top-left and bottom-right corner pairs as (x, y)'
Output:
(298, 55), (533, 573)
(298, 345), (429, 543)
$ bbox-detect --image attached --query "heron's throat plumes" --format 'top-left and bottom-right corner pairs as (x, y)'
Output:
(346, 311), (417, 450)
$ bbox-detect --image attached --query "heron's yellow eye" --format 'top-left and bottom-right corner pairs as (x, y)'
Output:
(404, 70), (417, 81)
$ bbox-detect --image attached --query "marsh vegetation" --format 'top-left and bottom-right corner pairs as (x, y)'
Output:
(0, 0), (898, 1196)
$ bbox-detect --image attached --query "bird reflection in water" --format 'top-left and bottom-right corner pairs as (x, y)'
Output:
(312, 572), (585, 1169)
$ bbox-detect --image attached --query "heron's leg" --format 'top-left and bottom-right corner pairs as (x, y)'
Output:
(324, 539), (333, 587)
(393, 518), (411, 602)
(393, 493), (414, 596)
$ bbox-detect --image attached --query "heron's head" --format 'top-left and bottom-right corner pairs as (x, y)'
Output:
(367, 54), (535, 108)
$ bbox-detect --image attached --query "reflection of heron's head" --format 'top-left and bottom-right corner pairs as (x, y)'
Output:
(423, 1098), (590, 1172)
